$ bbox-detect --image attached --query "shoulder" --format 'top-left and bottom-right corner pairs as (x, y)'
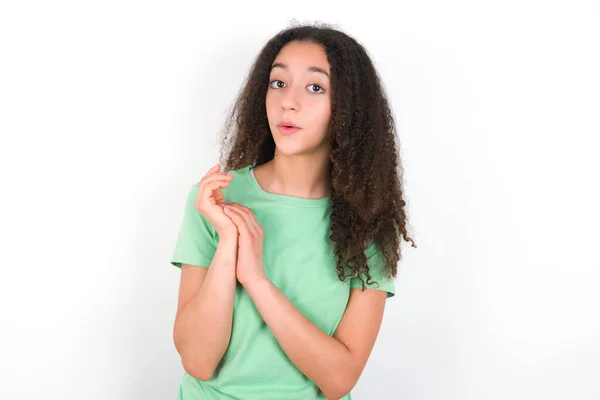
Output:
(225, 164), (253, 177)
(219, 164), (255, 201)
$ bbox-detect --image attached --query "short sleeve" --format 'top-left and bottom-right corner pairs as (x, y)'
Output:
(170, 183), (217, 269)
(349, 241), (396, 298)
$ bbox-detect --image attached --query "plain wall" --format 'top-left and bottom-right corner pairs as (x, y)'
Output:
(1, 1), (598, 399)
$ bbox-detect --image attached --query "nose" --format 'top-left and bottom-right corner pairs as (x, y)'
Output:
(280, 86), (301, 112)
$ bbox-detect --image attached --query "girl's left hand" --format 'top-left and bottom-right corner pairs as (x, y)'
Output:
(222, 203), (268, 288)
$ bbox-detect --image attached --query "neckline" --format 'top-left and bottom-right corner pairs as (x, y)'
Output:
(244, 165), (331, 208)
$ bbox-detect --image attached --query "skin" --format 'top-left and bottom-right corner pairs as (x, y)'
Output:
(218, 41), (389, 399)
(256, 40), (333, 200)
(223, 200), (387, 400)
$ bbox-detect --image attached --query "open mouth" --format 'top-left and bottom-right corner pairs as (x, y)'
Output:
(278, 125), (301, 134)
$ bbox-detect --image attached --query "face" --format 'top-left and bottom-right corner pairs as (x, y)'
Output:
(266, 40), (332, 156)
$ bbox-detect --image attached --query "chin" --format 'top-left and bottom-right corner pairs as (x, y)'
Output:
(271, 128), (330, 156)
(272, 142), (307, 156)
(274, 141), (329, 157)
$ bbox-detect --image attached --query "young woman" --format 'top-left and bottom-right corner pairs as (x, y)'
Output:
(170, 23), (416, 400)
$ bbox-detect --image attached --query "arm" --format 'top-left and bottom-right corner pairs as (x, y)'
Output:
(173, 235), (238, 381)
(244, 280), (388, 400)
(221, 202), (389, 399)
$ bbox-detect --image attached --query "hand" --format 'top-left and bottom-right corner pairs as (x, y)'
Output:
(222, 203), (268, 288)
(194, 163), (238, 238)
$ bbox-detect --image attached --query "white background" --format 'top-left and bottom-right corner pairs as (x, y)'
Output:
(1, 1), (598, 399)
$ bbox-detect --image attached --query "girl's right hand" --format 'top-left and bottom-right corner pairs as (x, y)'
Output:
(194, 163), (238, 239)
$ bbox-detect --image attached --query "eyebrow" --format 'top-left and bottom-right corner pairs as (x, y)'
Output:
(270, 62), (330, 79)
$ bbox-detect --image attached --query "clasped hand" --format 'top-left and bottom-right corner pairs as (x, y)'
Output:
(221, 203), (267, 288)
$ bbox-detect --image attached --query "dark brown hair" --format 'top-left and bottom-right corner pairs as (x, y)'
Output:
(218, 21), (416, 290)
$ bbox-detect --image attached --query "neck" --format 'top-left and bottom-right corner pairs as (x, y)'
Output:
(258, 151), (332, 199)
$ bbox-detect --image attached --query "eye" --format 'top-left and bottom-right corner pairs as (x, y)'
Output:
(307, 84), (325, 94)
(269, 80), (325, 94)
(269, 79), (286, 89)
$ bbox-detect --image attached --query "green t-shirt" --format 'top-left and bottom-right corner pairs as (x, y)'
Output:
(171, 164), (395, 400)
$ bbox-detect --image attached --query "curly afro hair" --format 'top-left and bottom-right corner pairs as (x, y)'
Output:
(217, 21), (417, 291)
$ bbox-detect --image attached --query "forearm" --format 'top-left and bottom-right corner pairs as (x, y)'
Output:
(244, 278), (353, 399)
(174, 236), (238, 380)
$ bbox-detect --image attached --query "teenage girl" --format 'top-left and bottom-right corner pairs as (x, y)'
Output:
(170, 23), (417, 400)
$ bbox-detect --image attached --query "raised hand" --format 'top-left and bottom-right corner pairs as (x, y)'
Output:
(194, 163), (238, 239)
(222, 203), (268, 288)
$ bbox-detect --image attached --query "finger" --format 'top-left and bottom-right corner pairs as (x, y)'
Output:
(199, 174), (233, 204)
(231, 204), (257, 220)
(226, 204), (253, 232)
(246, 209), (263, 236)
(228, 204), (260, 237)
(213, 188), (225, 205)
(201, 179), (231, 205)
(200, 172), (233, 184)
(223, 206), (251, 236)
(205, 162), (221, 176)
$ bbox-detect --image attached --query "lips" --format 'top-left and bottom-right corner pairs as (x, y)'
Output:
(278, 125), (301, 135)
(278, 121), (299, 129)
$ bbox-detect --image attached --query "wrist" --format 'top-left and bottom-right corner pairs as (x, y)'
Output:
(211, 241), (237, 272)
(218, 231), (238, 244)
(241, 274), (270, 291)
(216, 233), (238, 257)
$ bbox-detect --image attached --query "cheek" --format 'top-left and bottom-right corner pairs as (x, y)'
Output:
(265, 94), (276, 122)
(311, 101), (331, 126)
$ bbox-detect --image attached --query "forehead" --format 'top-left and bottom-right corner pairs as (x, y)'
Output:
(271, 41), (330, 75)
